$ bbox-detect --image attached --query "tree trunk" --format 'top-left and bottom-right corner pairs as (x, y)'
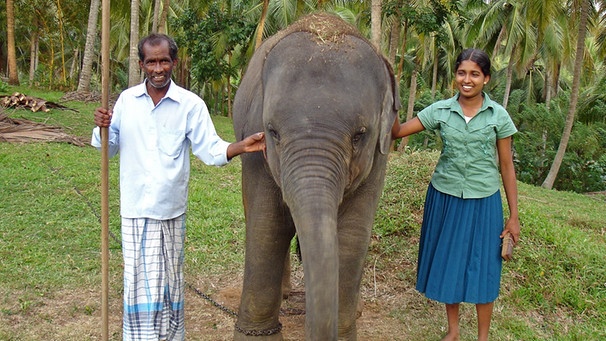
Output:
(371, 0), (382, 50)
(128, 0), (141, 87)
(152, 0), (161, 33)
(398, 63), (418, 152)
(387, 12), (400, 67)
(396, 19), (408, 84)
(28, 24), (39, 86)
(6, 0), (20, 85)
(431, 42), (438, 99)
(502, 48), (515, 109)
(158, 0), (170, 34)
(70, 48), (79, 82)
(227, 52), (233, 119)
(254, 0), (269, 50)
(56, 0), (67, 84)
(541, 0), (590, 189)
(77, 0), (100, 93)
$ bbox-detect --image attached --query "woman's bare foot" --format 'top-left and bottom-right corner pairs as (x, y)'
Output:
(441, 331), (460, 341)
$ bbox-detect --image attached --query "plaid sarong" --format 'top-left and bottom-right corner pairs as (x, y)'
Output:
(121, 215), (186, 341)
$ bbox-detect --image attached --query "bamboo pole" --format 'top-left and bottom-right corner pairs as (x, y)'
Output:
(100, 0), (110, 339)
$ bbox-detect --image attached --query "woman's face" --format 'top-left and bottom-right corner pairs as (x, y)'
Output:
(455, 60), (490, 99)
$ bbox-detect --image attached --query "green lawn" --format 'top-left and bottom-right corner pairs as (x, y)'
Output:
(1, 88), (605, 340)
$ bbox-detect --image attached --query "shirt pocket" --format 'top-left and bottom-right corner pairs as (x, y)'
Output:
(478, 124), (497, 157)
(158, 129), (186, 159)
(438, 120), (466, 154)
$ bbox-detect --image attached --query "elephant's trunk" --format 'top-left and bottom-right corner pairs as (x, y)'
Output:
(279, 143), (348, 340)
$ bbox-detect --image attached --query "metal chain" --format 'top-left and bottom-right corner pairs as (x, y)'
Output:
(186, 282), (238, 317)
(234, 322), (283, 336)
(54, 161), (305, 324)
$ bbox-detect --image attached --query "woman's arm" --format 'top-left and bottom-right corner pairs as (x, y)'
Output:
(391, 116), (426, 139)
(497, 136), (520, 243)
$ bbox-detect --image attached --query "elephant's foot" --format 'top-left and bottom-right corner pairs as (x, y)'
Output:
(234, 322), (284, 341)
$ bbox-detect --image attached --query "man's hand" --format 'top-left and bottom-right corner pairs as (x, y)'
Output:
(227, 132), (265, 160)
(94, 107), (112, 128)
(242, 132), (265, 153)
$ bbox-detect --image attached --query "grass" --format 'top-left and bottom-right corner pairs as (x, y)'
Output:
(1, 86), (605, 340)
(377, 155), (606, 340)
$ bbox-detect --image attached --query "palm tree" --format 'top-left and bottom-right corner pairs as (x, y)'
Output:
(542, 0), (592, 189)
(128, 0), (141, 87)
(157, 0), (170, 33)
(77, 0), (101, 92)
(6, 0), (20, 85)
(28, 16), (40, 86)
(466, 0), (536, 109)
(371, 0), (382, 49)
(152, 0), (161, 32)
(254, 0), (269, 49)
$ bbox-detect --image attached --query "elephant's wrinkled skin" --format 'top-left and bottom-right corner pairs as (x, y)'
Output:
(232, 13), (399, 341)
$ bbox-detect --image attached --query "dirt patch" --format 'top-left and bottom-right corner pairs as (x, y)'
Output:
(183, 264), (417, 341)
(0, 111), (86, 146)
(180, 248), (446, 341)
(0, 253), (465, 341)
(1, 240), (453, 340)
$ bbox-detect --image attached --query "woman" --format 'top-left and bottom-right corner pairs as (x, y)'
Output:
(392, 48), (520, 341)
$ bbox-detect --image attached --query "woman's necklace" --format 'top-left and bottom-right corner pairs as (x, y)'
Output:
(459, 97), (483, 118)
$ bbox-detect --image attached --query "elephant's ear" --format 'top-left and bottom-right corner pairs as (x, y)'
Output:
(379, 59), (401, 155)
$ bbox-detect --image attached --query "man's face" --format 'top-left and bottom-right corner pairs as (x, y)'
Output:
(139, 40), (177, 90)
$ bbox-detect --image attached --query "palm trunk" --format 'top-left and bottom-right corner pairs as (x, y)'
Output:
(152, 0), (161, 32)
(56, 0), (67, 84)
(502, 49), (515, 109)
(7, 0), (20, 85)
(398, 63), (418, 151)
(128, 0), (141, 87)
(28, 26), (39, 86)
(254, 0), (269, 50)
(541, 0), (590, 189)
(158, 0), (170, 34)
(371, 0), (382, 50)
(77, 0), (100, 92)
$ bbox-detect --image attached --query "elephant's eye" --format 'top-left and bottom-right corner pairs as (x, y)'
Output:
(352, 127), (367, 146)
(267, 123), (280, 143)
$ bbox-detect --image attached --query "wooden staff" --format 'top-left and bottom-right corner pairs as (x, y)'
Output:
(101, 0), (111, 339)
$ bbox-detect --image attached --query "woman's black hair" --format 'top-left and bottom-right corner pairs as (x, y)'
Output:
(455, 48), (491, 77)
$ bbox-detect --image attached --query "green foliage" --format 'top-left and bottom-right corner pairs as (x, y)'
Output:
(513, 93), (606, 193)
(0, 80), (8, 93)
(578, 75), (606, 124)
(374, 150), (437, 238)
(174, 4), (255, 86)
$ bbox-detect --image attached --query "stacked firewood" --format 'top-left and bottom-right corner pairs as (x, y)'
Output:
(0, 92), (73, 112)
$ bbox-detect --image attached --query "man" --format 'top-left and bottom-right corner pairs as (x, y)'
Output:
(91, 33), (265, 341)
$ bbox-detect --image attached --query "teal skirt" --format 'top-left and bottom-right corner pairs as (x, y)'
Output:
(416, 183), (504, 304)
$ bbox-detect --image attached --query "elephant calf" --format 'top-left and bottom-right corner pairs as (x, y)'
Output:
(232, 12), (400, 341)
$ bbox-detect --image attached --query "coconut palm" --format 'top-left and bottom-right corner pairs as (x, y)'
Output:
(76, 0), (101, 92)
(6, 0), (20, 85)
(128, 0), (141, 87)
(466, 0), (537, 109)
(371, 0), (382, 49)
(542, 0), (596, 189)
